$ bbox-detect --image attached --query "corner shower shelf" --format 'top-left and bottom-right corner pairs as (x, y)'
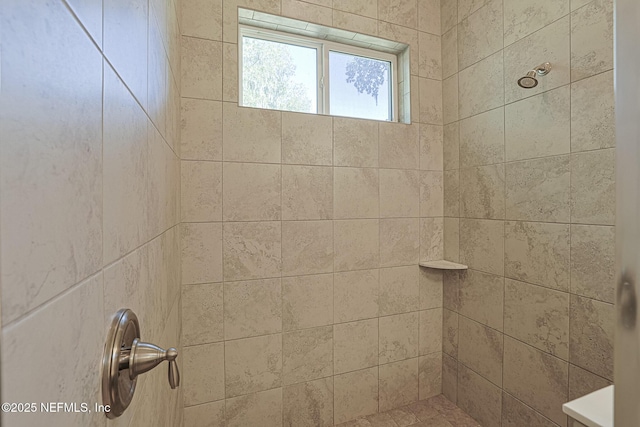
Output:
(419, 260), (468, 270)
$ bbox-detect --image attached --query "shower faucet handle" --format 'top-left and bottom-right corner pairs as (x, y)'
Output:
(128, 339), (180, 389)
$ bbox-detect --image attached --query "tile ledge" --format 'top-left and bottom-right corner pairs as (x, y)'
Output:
(562, 385), (613, 427)
(419, 260), (468, 270)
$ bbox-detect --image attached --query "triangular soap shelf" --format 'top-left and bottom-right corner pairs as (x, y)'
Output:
(419, 260), (468, 270)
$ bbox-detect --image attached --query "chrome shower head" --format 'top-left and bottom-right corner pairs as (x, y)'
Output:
(517, 62), (551, 89)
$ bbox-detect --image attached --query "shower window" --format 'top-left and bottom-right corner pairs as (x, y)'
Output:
(239, 25), (398, 122)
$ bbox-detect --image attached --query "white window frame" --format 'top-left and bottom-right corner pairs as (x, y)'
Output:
(238, 24), (399, 122)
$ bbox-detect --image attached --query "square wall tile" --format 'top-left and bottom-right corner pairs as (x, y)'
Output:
(504, 0), (568, 46)
(457, 363), (502, 427)
(181, 0), (222, 40)
(420, 217), (444, 261)
(184, 400), (225, 426)
(181, 223), (222, 285)
(443, 122), (460, 171)
(419, 31), (442, 79)
(333, 117), (379, 167)
(183, 342), (225, 406)
(284, 378), (333, 427)
(222, 104), (281, 163)
(283, 274), (333, 331)
(380, 169), (420, 218)
(571, 70), (615, 153)
(460, 164), (505, 219)
(334, 367), (379, 424)
(570, 149), (615, 225)
(379, 358), (420, 412)
(334, 168), (379, 219)
(224, 278), (282, 340)
(379, 0), (417, 28)
(443, 309), (459, 358)
(504, 278), (569, 360)
(334, 318), (379, 374)
(223, 162), (281, 221)
(419, 353), (443, 399)
(282, 165), (333, 220)
(504, 221), (571, 292)
(379, 123), (419, 169)
(569, 364), (612, 401)
(459, 219), (504, 276)
(283, 326), (333, 385)
(444, 170), (460, 218)
(421, 171), (444, 218)
(458, 269), (504, 331)
(334, 269), (379, 323)
(501, 392), (558, 427)
(181, 161), (222, 222)
(420, 268), (443, 310)
(459, 51), (504, 119)
(282, 221), (333, 276)
(380, 312), (419, 364)
(459, 107), (504, 168)
(442, 353), (458, 403)
(380, 218), (420, 267)
(180, 98), (222, 160)
(570, 225), (615, 303)
(458, 316), (503, 387)
(420, 77), (444, 125)
(182, 283), (223, 346)
(441, 27), (458, 79)
(570, 295), (614, 380)
(225, 388), (283, 427)
(571, 0), (613, 81)
(282, 112), (333, 165)
(225, 334), (283, 398)
(223, 221), (281, 281)
(419, 0), (441, 35)
(419, 308), (443, 356)
(457, 0), (503, 69)
(223, 42), (239, 102)
(181, 36), (222, 100)
(334, 219), (379, 272)
(419, 124), (444, 171)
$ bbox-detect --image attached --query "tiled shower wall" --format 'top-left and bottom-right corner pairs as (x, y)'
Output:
(1, 0), (183, 426)
(179, 0), (447, 425)
(440, 0), (615, 426)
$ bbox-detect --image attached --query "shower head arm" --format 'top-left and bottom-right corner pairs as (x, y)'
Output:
(534, 62), (551, 76)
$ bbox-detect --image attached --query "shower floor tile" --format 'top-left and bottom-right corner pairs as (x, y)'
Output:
(334, 394), (481, 427)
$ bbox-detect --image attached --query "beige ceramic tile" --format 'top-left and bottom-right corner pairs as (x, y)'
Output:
(223, 42), (239, 102)
(571, 70), (615, 152)
(457, 0), (488, 21)
(444, 217), (460, 262)
(569, 364), (612, 401)
(283, 274), (333, 331)
(223, 221), (281, 281)
(224, 278), (282, 340)
(334, 117), (379, 167)
(283, 378), (334, 427)
(282, 112), (333, 165)
(459, 107), (504, 168)
(223, 162), (281, 221)
(334, 168), (379, 219)
(332, 0), (377, 18)
(443, 271), (461, 313)
(458, 269), (504, 330)
(334, 219), (380, 272)
(419, 32), (442, 79)
(225, 388), (283, 427)
(442, 354), (458, 403)
(181, 161), (222, 222)
(505, 86), (570, 161)
(183, 342), (225, 406)
(443, 308), (459, 358)
(334, 367), (379, 424)
(444, 170), (460, 218)
(420, 267), (444, 310)
(419, 353), (443, 399)
(570, 225), (615, 303)
(419, 124), (444, 171)
(458, 316), (504, 386)
(182, 283), (224, 346)
(442, 74), (458, 125)
(457, 363), (503, 427)
(460, 164), (505, 219)
(282, 221), (333, 276)
(282, 0), (332, 25)
(225, 334), (283, 397)
(334, 269), (379, 323)
(380, 312), (420, 364)
(504, 221), (571, 291)
(379, 123), (420, 169)
(458, 51), (504, 119)
(333, 10), (378, 35)
(378, 0), (417, 28)
(459, 219), (504, 276)
(441, 0), (458, 34)
(442, 27), (458, 79)
(379, 358), (420, 412)
(180, 98), (222, 161)
(420, 217), (444, 261)
(504, 0), (568, 45)
(420, 77), (444, 125)
(570, 149), (615, 225)
(181, 222), (223, 285)
(183, 400), (225, 426)
(181, 0), (222, 40)
(282, 165), (333, 220)
(504, 278), (569, 359)
(443, 122), (460, 170)
(283, 326), (333, 385)
(181, 36), (222, 100)
(380, 218), (420, 267)
(222, 103), (281, 163)
(503, 16), (570, 104)
(380, 169), (420, 218)
(501, 392), (558, 427)
(505, 155), (571, 222)
(419, 308), (443, 355)
(571, 0), (613, 81)
(457, 0), (503, 69)
(334, 318), (379, 374)
(569, 295), (614, 380)
(419, 0), (441, 35)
